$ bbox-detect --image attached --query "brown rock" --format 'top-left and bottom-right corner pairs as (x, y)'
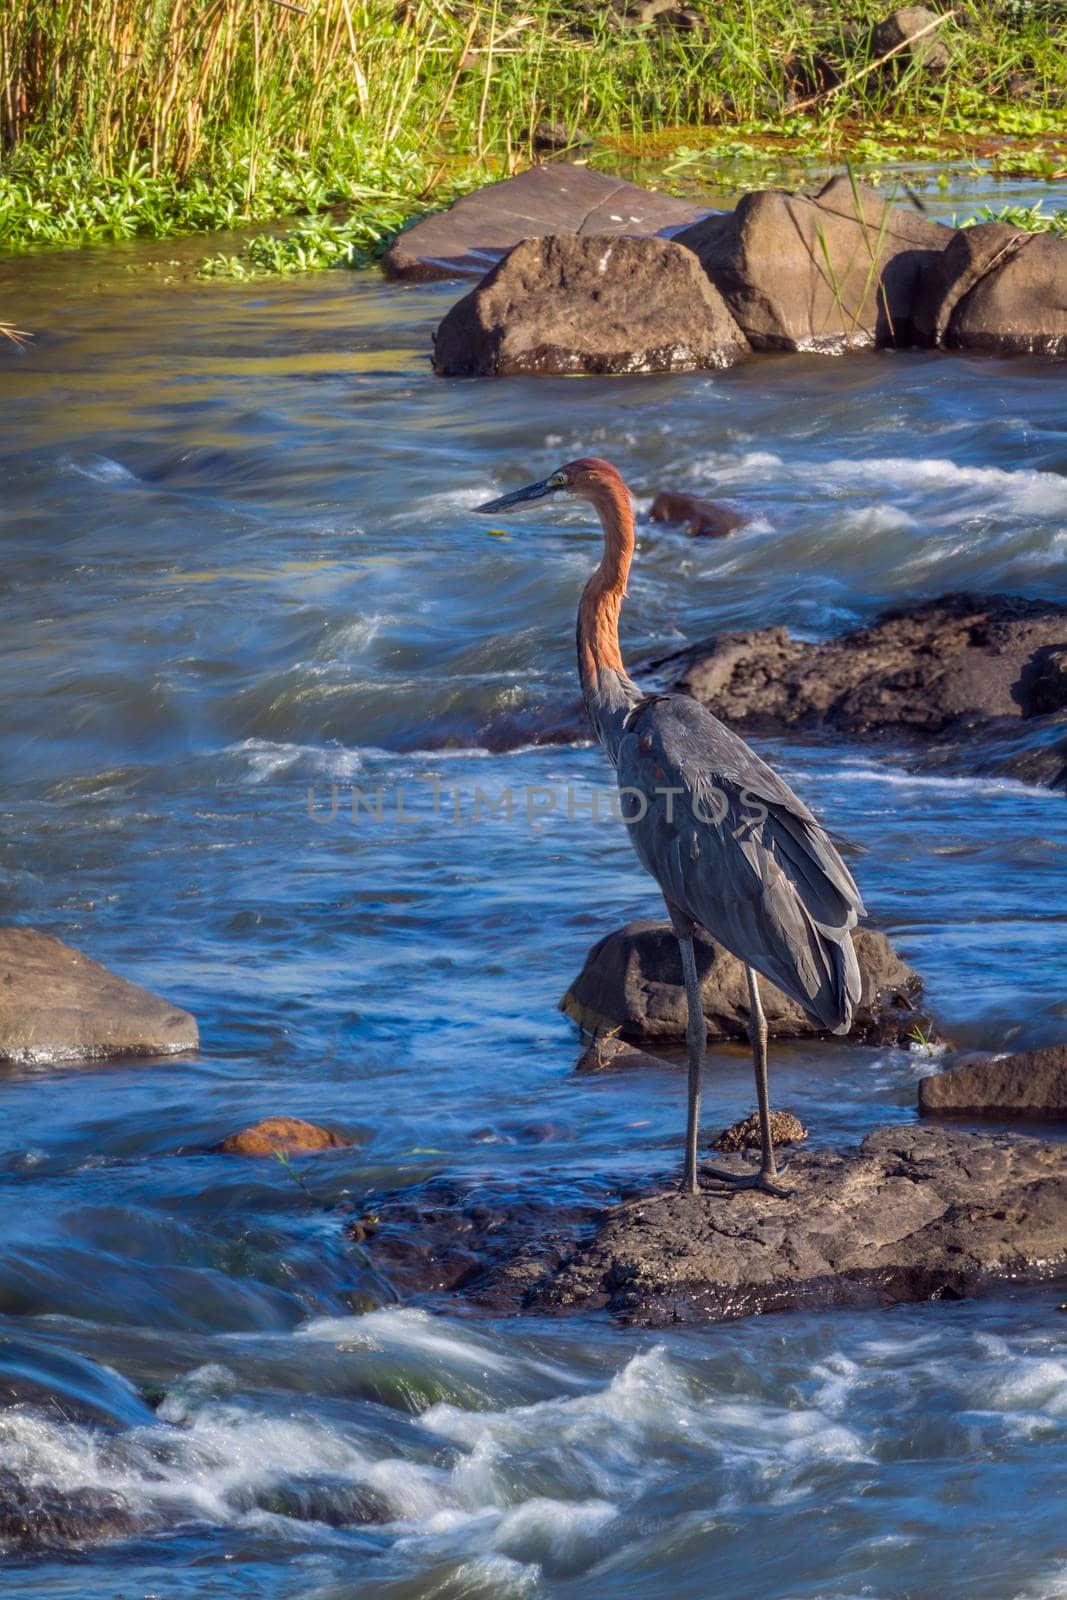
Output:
(676, 175), (953, 350)
(432, 234), (750, 377)
(914, 220), (1029, 347)
(948, 231), (1067, 358)
(560, 919), (922, 1043)
(531, 120), (592, 152)
(0, 927), (198, 1066)
(381, 163), (711, 283)
(870, 6), (951, 71)
(575, 1033), (672, 1073)
(649, 490), (748, 537)
(713, 1109), (807, 1151)
(518, 1126), (1067, 1324)
(674, 593), (1067, 740)
(920, 1045), (1067, 1119)
(217, 1116), (349, 1156)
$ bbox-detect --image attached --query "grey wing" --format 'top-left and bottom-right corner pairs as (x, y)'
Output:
(616, 694), (864, 1032)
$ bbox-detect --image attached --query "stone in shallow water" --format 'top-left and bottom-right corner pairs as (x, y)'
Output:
(561, 920), (923, 1044)
(676, 175), (953, 351)
(0, 1469), (141, 1552)
(920, 1045), (1067, 1120)
(0, 927), (198, 1065)
(515, 1127), (1067, 1325)
(381, 162), (710, 283)
(432, 234), (750, 377)
(649, 490), (748, 537)
(713, 1109), (807, 1152)
(216, 1115), (350, 1156)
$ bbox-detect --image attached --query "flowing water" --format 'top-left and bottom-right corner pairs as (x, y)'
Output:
(2, 166), (1067, 1598)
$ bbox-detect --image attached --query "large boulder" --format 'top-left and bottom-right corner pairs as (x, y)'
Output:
(382, 163), (711, 282)
(560, 919), (923, 1043)
(947, 230), (1067, 358)
(432, 234), (750, 377)
(675, 175), (953, 350)
(672, 593), (1067, 741)
(920, 1045), (1067, 1119)
(0, 927), (198, 1065)
(914, 220), (1029, 346)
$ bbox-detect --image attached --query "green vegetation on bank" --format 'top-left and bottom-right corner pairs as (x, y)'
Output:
(1, 0), (1065, 272)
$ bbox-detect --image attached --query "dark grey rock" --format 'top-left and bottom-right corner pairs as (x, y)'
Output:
(381, 163), (710, 282)
(920, 1044), (1067, 1118)
(433, 233), (750, 377)
(0, 927), (199, 1065)
(871, 6), (951, 71)
(560, 919), (922, 1043)
(521, 1126), (1067, 1324)
(0, 1470), (141, 1552)
(531, 120), (593, 152)
(676, 175), (953, 350)
(673, 593), (1067, 740)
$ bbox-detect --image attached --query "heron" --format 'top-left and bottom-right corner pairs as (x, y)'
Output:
(476, 457), (864, 1197)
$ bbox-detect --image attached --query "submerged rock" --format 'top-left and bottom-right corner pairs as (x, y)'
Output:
(669, 594), (1067, 778)
(0, 927), (198, 1066)
(713, 1109), (807, 1151)
(675, 175), (952, 351)
(381, 163), (709, 282)
(561, 920), (923, 1044)
(920, 1045), (1067, 1119)
(0, 1469), (141, 1552)
(217, 1116), (350, 1156)
(518, 1127), (1067, 1324)
(433, 234), (750, 377)
(649, 490), (749, 537)
(574, 1033), (673, 1073)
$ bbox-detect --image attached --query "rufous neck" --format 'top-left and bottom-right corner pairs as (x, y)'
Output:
(577, 481), (635, 683)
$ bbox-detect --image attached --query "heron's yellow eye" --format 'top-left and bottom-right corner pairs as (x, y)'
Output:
(549, 471), (567, 488)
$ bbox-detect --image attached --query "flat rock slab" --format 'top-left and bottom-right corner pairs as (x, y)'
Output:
(921, 1045), (1067, 1119)
(561, 919), (924, 1044)
(508, 1127), (1067, 1325)
(381, 163), (711, 282)
(0, 927), (198, 1065)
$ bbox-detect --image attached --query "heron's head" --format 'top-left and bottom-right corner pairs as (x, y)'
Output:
(475, 457), (627, 515)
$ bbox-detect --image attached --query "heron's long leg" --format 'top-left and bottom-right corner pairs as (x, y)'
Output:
(671, 912), (706, 1196)
(746, 965), (780, 1182)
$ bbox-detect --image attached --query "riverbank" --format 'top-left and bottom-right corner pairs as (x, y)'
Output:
(2, 0), (1066, 275)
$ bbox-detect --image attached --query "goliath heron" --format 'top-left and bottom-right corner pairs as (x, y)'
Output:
(476, 457), (864, 1197)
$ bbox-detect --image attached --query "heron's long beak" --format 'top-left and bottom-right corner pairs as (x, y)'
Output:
(474, 477), (559, 514)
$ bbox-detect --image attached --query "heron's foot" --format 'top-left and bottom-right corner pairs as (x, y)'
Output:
(702, 1163), (793, 1199)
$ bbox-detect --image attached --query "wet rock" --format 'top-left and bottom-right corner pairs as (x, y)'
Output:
(0, 1337), (156, 1430)
(575, 1033), (673, 1073)
(217, 1116), (350, 1156)
(381, 163), (710, 282)
(870, 6), (951, 70)
(920, 1045), (1067, 1120)
(560, 920), (923, 1044)
(947, 230), (1067, 358)
(0, 1469), (141, 1551)
(713, 1109), (807, 1151)
(531, 120), (593, 152)
(649, 490), (748, 537)
(0, 927), (198, 1066)
(433, 234), (750, 377)
(676, 175), (953, 350)
(672, 594), (1067, 753)
(519, 1127), (1067, 1324)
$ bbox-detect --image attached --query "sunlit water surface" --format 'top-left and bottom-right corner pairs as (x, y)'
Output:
(1, 166), (1067, 1597)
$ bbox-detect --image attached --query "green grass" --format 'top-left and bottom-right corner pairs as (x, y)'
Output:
(1, 0), (1065, 274)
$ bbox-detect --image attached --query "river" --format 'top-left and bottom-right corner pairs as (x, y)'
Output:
(1, 163), (1067, 1598)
